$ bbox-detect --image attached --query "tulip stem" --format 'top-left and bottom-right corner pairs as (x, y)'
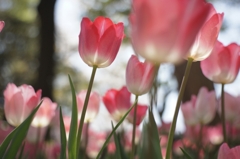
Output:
(130, 95), (139, 159)
(221, 83), (227, 143)
(165, 58), (193, 159)
(77, 65), (97, 158)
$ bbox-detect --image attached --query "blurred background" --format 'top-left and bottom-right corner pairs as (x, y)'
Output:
(0, 0), (240, 132)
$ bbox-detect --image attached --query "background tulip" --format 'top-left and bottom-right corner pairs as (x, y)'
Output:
(181, 87), (216, 125)
(79, 16), (124, 68)
(102, 86), (131, 122)
(218, 143), (240, 159)
(188, 7), (223, 61)
(201, 41), (240, 84)
(0, 21), (4, 32)
(126, 55), (155, 95)
(31, 97), (57, 127)
(129, 0), (212, 64)
(77, 90), (100, 122)
(4, 83), (42, 126)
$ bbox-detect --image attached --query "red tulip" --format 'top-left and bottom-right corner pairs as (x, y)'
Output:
(3, 83), (42, 126)
(31, 97), (57, 127)
(188, 7), (224, 61)
(218, 143), (240, 159)
(126, 55), (155, 95)
(77, 90), (100, 122)
(201, 41), (240, 84)
(79, 16), (124, 68)
(102, 86), (147, 124)
(102, 87), (131, 121)
(0, 21), (4, 32)
(129, 0), (212, 64)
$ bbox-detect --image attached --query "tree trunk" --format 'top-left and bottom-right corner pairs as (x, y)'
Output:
(35, 0), (56, 99)
(174, 61), (214, 102)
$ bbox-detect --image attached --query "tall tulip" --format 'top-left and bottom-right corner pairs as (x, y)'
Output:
(201, 41), (240, 84)
(129, 0), (212, 64)
(0, 21), (4, 32)
(31, 97), (57, 127)
(79, 16), (124, 68)
(4, 83), (42, 126)
(201, 40), (240, 142)
(77, 90), (100, 122)
(188, 7), (223, 61)
(126, 55), (155, 96)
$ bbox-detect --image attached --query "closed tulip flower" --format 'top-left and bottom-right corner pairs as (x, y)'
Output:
(129, 0), (212, 64)
(181, 87), (216, 125)
(79, 16), (124, 68)
(0, 21), (4, 32)
(201, 41), (240, 84)
(218, 143), (240, 159)
(188, 7), (223, 61)
(103, 86), (147, 124)
(126, 55), (155, 95)
(77, 90), (100, 122)
(31, 97), (57, 127)
(4, 83), (42, 126)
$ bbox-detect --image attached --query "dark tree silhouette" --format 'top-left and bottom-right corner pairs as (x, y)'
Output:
(36, 0), (56, 99)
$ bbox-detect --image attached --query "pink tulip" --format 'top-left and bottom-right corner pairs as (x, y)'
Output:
(201, 41), (240, 84)
(102, 86), (147, 124)
(218, 143), (240, 159)
(218, 92), (240, 124)
(79, 16), (124, 68)
(77, 90), (100, 122)
(4, 83), (42, 126)
(126, 55), (155, 95)
(188, 7), (223, 61)
(129, 0), (212, 64)
(181, 87), (216, 125)
(31, 97), (57, 127)
(0, 21), (4, 32)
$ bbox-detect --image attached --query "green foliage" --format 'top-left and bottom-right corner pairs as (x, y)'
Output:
(0, 101), (42, 158)
(68, 75), (78, 159)
(138, 109), (162, 159)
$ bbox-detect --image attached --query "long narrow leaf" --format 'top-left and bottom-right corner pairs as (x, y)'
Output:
(112, 122), (121, 159)
(111, 122), (128, 159)
(68, 75), (78, 159)
(139, 109), (162, 159)
(180, 147), (193, 159)
(3, 102), (42, 159)
(96, 100), (137, 159)
(17, 142), (25, 159)
(0, 126), (17, 157)
(60, 107), (67, 159)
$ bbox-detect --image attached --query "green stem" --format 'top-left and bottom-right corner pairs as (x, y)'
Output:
(221, 83), (227, 143)
(130, 95), (139, 159)
(165, 58), (193, 159)
(77, 66), (97, 158)
(83, 122), (89, 159)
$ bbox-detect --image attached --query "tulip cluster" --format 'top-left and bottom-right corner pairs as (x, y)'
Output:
(1, 0), (240, 158)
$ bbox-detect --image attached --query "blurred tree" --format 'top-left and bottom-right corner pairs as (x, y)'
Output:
(35, 0), (56, 99)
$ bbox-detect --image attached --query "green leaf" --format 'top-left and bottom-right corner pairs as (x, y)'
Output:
(60, 107), (67, 159)
(138, 109), (162, 159)
(180, 147), (193, 159)
(111, 122), (128, 159)
(68, 75), (78, 159)
(0, 126), (17, 157)
(17, 142), (25, 159)
(96, 100), (137, 159)
(2, 101), (42, 159)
